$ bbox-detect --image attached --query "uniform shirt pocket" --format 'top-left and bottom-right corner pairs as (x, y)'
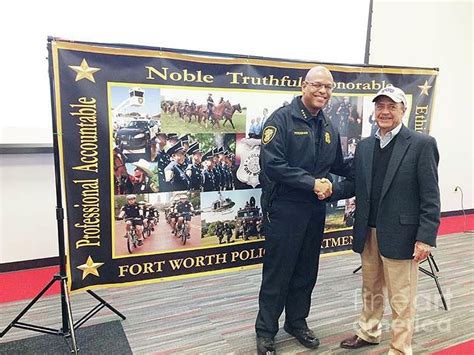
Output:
(288, 130), (313, 165)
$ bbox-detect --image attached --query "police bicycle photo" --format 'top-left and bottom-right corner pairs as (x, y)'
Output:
(124, 217), (143, 253)
(175, 211), (193, 245)
(142, 219), (152, 239)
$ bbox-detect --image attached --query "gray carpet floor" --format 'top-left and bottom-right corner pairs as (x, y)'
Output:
(1, 232), (473, 354)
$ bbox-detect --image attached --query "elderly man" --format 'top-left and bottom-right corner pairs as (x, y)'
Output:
(255, 66), (351, 354)
(335, 86), (440, 354)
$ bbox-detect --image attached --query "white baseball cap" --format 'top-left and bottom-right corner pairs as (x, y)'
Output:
(372, 86), (407, 107)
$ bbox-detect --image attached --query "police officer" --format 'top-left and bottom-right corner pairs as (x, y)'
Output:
(153, 133), (172, 192)
(221, 150), (234, 190)
(186, 142), (203, 191)
(118, 194), (144, 245)
(145, 202), (158, 231)
(217, 148), (229, 190)
(201, 149), (216, 192)
(223, 222), (234, 243)
(174, 194), (194, 236)
(255, 66), (351, 355)
(164, 141), (190, 191)
(179, 134), (192, 166)
(336, 96), (352, 138)
(212, 147), (224, 191)
(207, 93), (214, 120)
(215, 221), (224, 244)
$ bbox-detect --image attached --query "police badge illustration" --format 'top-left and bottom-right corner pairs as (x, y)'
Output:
(236, 134), (261, 188)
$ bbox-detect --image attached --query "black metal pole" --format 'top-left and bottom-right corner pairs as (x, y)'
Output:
(47, 37), (70, 335)
(47, 38), (79, 353)
(364, 0), (374, 64)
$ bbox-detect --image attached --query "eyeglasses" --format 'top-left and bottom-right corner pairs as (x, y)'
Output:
(305, 81), (336, 91)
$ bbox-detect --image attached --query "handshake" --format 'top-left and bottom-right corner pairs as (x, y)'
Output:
(314, 178), (333, 200)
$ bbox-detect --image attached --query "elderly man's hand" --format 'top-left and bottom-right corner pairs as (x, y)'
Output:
(413, 241), (432, 262)
(314, 178), (333, 200)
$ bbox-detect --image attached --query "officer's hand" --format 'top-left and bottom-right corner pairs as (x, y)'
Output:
(314, 178), (333, 200)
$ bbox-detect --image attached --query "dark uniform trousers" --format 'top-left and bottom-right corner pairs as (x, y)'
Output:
(256, 198), (326, 338)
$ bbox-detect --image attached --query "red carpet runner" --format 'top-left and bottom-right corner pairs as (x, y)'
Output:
(431, 339), (474, 354)
(0, 266), (59, 303)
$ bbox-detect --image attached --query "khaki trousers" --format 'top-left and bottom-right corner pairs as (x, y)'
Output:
(356, 228), (418, 355)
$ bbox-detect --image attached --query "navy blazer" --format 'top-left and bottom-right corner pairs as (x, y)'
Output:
(334, 125), (440, 259)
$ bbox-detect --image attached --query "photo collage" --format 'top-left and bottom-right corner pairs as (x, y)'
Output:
(110, 85), (293, 257)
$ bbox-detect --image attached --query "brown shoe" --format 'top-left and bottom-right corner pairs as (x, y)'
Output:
(340, 335), (378, 349)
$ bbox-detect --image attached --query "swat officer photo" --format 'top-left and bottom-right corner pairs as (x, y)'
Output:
(255, 66), (352, 354)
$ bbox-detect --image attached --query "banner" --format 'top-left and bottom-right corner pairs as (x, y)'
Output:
(48, 39), (438, 292)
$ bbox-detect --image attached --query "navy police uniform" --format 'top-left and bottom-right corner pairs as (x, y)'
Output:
(154, 149), (171, 192)
(202, 168), (216, 191)
(121, 203), (143, 226)
(187, 163), (203, 190)
(223, 163), (234, 190)
(164, 161), (190, 191)
(256, 96), (351, 339)
(214, 163), (225, 190)
(175, 200), (193, 214)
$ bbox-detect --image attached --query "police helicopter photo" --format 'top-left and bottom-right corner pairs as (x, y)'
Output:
(201, 191), (235, 214)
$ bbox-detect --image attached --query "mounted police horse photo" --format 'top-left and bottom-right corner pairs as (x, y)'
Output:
(159, 88), (247, 134)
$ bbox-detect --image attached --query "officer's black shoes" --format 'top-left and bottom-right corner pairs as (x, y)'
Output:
(283, 323), (320, 349)
(256, 336), (276, 355)
(137, 240), (143, 246)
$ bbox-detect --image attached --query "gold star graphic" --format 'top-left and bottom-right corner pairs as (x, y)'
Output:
(418, 80), (432, 96)
(77, 256), (104, 280)
(68, 59), (101, 82)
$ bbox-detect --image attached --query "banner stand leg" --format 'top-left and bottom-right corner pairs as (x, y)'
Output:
(0, 273), (126, 353)
(0, 274), (79, 354)
(0, 38), (126, 352)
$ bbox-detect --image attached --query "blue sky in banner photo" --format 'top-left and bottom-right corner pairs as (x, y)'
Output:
(0, 0), (370, 144)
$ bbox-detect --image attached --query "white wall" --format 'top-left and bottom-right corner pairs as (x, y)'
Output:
(0, 0), (370, 145)
(370, 0), (473, 213)
(0, 0), (370, 263)
(0, 154), (58, 263)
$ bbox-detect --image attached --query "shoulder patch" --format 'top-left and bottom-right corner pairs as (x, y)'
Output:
(325, 132), (331, 144)
(262, 126), (277, 145)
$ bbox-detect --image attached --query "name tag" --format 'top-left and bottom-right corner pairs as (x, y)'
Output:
(293, 130), (309, 136)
